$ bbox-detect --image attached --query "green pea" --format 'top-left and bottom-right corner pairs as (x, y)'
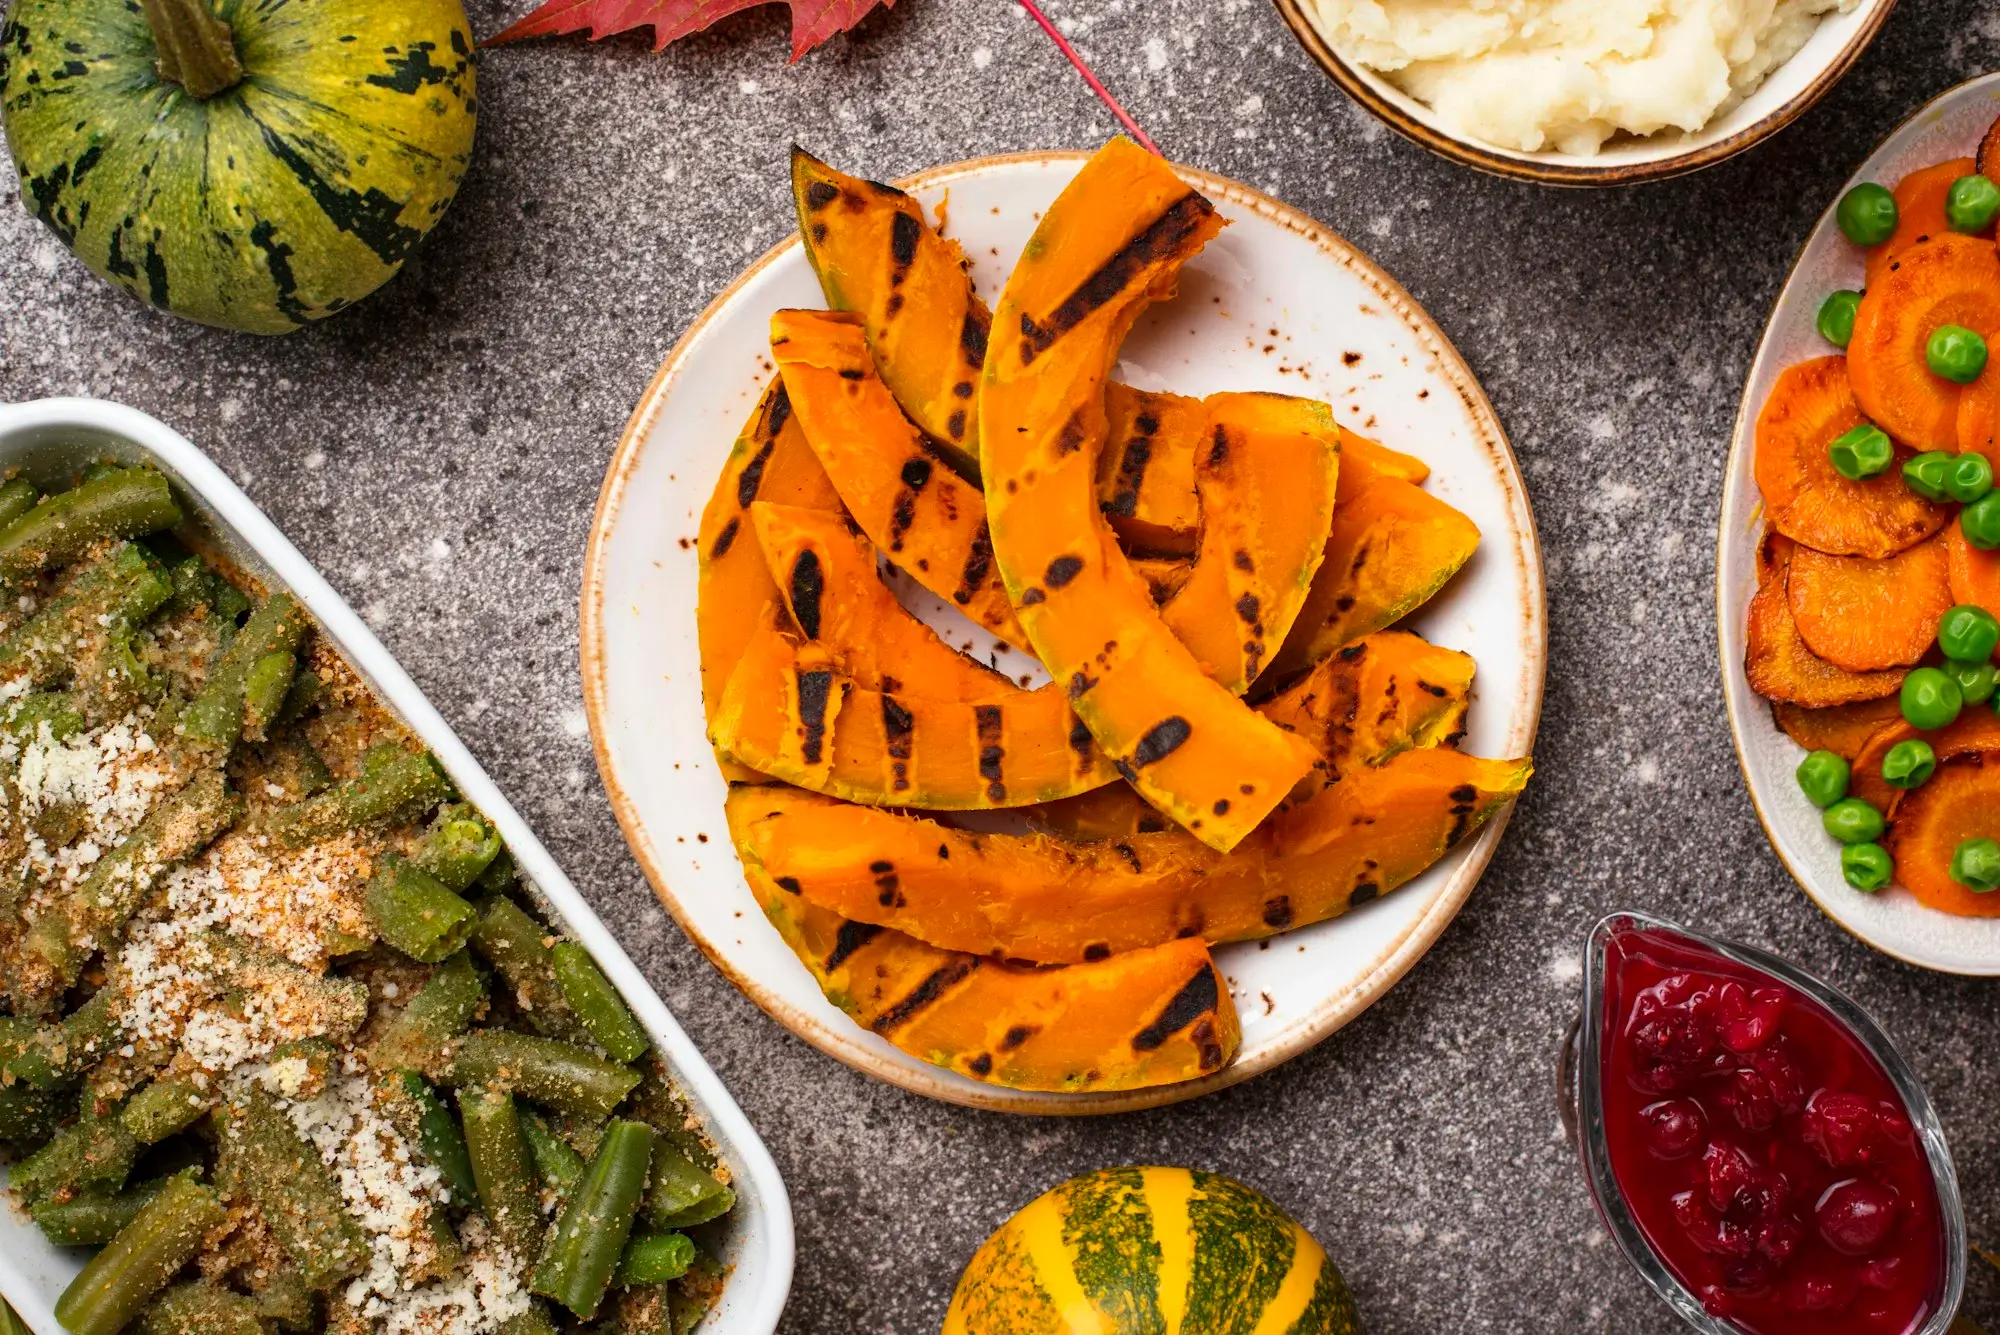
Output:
(1841, 842), (1894, 893)
(1948, 658), (2000, 706)
(1946, 451), (1995, 504)
(1903, 451), (1955, 501)
(1794, 750), (1851, 808)
(1828, 424), (1894, 481)
(1946, 174), (2000, 233)
(1823, 797), (1886, 845)
(1938, 604), (1999, 663)
(1926, 325), (1989, 386)
(1837, 183), (1898, 247)
(1880, 738), (1937, 790)
(1817, 290), (1863, 348)
(1950, 837), (2000, 893)
(1965, 492), (2000, 551)
(1901, 666), (1964, 731)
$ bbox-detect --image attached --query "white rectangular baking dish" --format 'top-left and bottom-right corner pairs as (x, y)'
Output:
(0, 398), (793, 1335)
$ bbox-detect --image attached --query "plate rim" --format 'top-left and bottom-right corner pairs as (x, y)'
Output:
(580, 149), (1550, 1111)
(1715, 70), (2000, 977)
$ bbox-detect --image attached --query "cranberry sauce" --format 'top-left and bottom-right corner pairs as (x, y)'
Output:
(1600, 928), (1943, 1335)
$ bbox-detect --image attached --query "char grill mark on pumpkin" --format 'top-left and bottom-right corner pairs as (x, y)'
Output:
(736, 416), (782, 508)
(975, 705), (1006, 801)
(824, 920), (882, 972)
(804, 181), (838, 211)
(946, 409), (967, 440)
(709, 516), (739, 561)
(1000, 1024), (1038, 1050)
(953, 522), (996, 605)
(1132, 964), (1219, 1051)
(1131, 716), (1191, 767)
(1107, 434), (1152, 518)
(1192, 1017), (1224, 1071)
(1015, 193), (1218, 366)
(773, 876), (802, 894)
(871, 958), (980, 1033)
(794, 669), (833, 766)
(1083, 943), (1110, 962)
(960, 311), (989, 369)
(1067, 670), (1098, 700)
(1208, 425), (1230, 467)
(1054, 411), (1089, 457)
(1349, 882), (1380, 906)
(1044, 555), (1083, 589)
(247, 114), (425, 267)
(889, 210), (920, 277)
(966, 1052), (993, 1078)
(881, 694), (914, 792)
(789, 549), (824, 639)
(1112, 842), (1141, 873)
(1068, 716), (1095, 770)
(1261, 896), (1293, 929)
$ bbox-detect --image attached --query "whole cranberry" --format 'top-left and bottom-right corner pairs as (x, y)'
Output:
(1639, 1099), (1706, 1160)
(1632, 1009), (1715, 1074)
(1803, 1092), (1878, 1167)
(1721, 987), (1787, 1053)
(1703, 1142), (1756, 1212)
(1816, 1179), (1899, 1256)
(1756, 1215), (1803, 1268)
(1722, 1041), (1806, 1131)
(1782, 1268), (1858, 1312)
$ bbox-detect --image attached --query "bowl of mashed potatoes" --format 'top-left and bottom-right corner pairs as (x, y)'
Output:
(1275, 0), (1898, 184)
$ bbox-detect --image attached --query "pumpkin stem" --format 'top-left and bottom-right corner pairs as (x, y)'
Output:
(138, 0), (244, 100)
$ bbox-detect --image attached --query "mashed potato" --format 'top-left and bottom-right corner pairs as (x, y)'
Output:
(1309, 0), (1860, 156)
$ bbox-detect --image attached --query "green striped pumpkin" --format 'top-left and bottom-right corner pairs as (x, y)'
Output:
(0, 0), (476, 333)
(945, 1167), (1361, 1335)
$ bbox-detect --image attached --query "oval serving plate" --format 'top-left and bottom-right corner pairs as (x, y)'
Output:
(583, 151), (1547, 1113)
(1718, 71), (2000, 976)
(0, 399), (794, 1335)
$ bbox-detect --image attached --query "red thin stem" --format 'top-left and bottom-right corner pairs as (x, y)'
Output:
(1014, 0), (1161, 156)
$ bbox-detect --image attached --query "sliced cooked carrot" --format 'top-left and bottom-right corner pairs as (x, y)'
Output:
(1980, 111), (2000, 180)
(1772, 697), (1905, 762)
(1958, 361), (2000, 465)
(1757, 528), (1794, 588)
(1848, 234), (2000, 451)
(1786, 531), (1952, 671)
(1753, 357), (1949, 558)
(1865, 158), (1976, 288)
(1848, 709), (2000, 815)
(1948, 520), (2000, 616)
(1745, 543), (1908, 708)
(1885, 753), (2000, 917)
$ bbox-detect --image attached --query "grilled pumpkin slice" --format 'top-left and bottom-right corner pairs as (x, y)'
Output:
(712, 609), (1115, 808)
(980, 138), (1314, 852)
(772, 308), (1028, 650)
(736, 816), (1240, 1092)
(791, 149), (989, 476)
(734, 748), (1529, 963)
(696, 380), (843, 779)
(1268, 477), (1480, 683)
(1097, 385), (1209, 553)
(749, 502), (1011, 701)
(1158, 392), (1340, 693)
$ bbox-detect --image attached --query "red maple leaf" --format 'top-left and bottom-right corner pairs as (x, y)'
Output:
(486, 0), (894, 62)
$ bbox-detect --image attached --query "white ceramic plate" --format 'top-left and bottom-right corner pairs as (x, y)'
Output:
(1273, 0), (1897, 185)
(582, 152), (1546, 1113)
(0, 400), (793, 1335)
(1718, 72), (2000, 976)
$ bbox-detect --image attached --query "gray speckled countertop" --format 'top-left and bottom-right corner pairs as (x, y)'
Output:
(2, 1), (1997, 1329)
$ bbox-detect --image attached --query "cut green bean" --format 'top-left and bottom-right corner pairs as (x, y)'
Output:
(415, 804), (503, 891)
(615, 1231), (696, 1286)
(518, 1107), (586, 1210)
(0, 542), (173, 690)
(469, 895), (583, 1040)
(120, 1078), (212, 1145)
(0, 1082), (74, 1146)
(0, 469), (182, 585)
(1, 689), (84, 742)
(178, 593), (309, 748)
(55, 1173), (226, 1335)
(217, 1089), (369, 1290)
(475, 846), (518, 894)
(134, 1281), (269, 1335)
(367, 855), (478, 963)
(396, 1070), (479, 1205)
(450, 1030), (641, 1121)
(550, 941), (649, 1064)
(646, 1141), (732, 1229)
(370, 951), (488, 1079)
(268, 743), (450, 847)
(251, 1272), (314, 1332)
(0, 477), (42, 530)
(459, 1086), (544, 1260)
(532, 1119), (655, 1319)
(33, 1175), (172, 1246)
(10, 1113), (138, 1203)
(498, 1301), (559, 1335)
(3, 986), (121, 1089)
(22, 770), (241, 1005)
(0, 1300), (28, 1335)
